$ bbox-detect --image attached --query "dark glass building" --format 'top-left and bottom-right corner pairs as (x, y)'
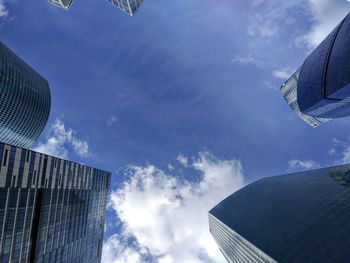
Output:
(281, 13), (350, 126)
(107, 0), (144, 16)
(0, 42), (51, 148)
(0, 141), (111, 262)
(280, 68), (330, 127)
(209, 164), (350, 263)
(48, 0), (74, 10)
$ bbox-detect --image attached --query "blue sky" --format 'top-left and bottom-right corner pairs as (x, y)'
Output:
(1, 0), (350, 262)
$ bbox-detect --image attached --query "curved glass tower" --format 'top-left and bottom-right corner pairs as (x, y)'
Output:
(209, 164), (350, 263)
(280, 68), (330, 127)
(0, 42), (51, 148)
(281, 13), (350, 126)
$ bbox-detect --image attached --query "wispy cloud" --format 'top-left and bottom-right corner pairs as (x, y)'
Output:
(33, 118), (90, 159)
(299, 0), (350, 48)
(0, 0), (8, 18)
(246, 0), (349, 49)
(329, 138), (350, 164)
(288, 159), (320, 172)
(231, 55), (263, 67)
(103, 152), (245, 263)
(247, 1), (299, 39)
(272, 68), (294, 80)
(107, 115), (118, 126)
(176, 154), (188, 167)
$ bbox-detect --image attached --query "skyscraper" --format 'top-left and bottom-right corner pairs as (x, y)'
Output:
(48, 0), (74, 10)
(107, 0), (144, 16)
(281, 13), (350, 127)
(0, 42), (51, 148)
(280, 68), (330, 127)
(209, 164), (350, 263)
(0, 141), (111, 262)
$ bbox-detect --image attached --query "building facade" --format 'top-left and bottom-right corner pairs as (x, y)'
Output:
(280, 68), (330, 127)
(0, 42), (51, 148)
(0, 142), (111, 262)
(209, 164), (350, 263)
(48, 0), (74, 10)
(280, 13), (350, 126)
(107, 0), (144, 16)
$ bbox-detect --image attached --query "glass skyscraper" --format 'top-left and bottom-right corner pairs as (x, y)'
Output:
(107, 0), (144, 16)
(281, 13), (350, 127)
(48, 0), (74, 10)
(280, 68), (330, 127)
(0, 141), (111, 262)
(0, 42), (51, 148)
(209, 164), (350, 263)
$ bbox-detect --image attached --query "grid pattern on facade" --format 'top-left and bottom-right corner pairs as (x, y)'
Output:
(48, 0), (74, 10)
(107, 0), (144, 16)
(0, 142), (111, 262)
(0, 42), (51, 149)
(326, 13), (350, 99)
(294, 13), (350, 119)
(209, 214), (277, 263)
(280, 68), (330, 127)
(210, 164), (350, 263)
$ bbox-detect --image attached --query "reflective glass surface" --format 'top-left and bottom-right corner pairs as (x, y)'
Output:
(326, 14), (350, 99)
(48, 0), (74, 10)
(210, 164), (350, 263)
(107, 0), (144, 16)
(0, 42), (51, 148)
(280, 68), (330, 127)
(0, 142), (111, 262)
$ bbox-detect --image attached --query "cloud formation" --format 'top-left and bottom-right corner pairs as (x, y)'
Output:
(247, 0), (349, 49)
(300, 0), (350, 48)
(107, 115), (118, 126)
(104, 152), (245, 263)
(176, 154), (188, 167)
(272, 68), (294, 80)
(288, 159), (320, 171)
(0, 0), (8, 18)
(329, 138), (350, 164)
(231, 55), (263, 68)
(33, 118), (90, 159)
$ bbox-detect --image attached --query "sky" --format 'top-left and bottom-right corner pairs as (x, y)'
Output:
(0, 0), (350, 262)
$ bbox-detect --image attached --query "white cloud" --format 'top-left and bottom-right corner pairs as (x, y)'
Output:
(107, 115), (118, 126)
(103, 235), (142, 263)
(288, 159), (320, 171)
(0, 0), (8, 18)
(104, 152), (245, 263)
(272, 68), (294, 80)
(176, 154), (188, 167)
(33, 118), (90, 159)
(300, 0), (350, 48)
(247, 2), (298, 39)
(246, 0), (350, 49)
(231, 55), (262, 67)
(329, 138), (350, 164)
(231, 56), (253, 64)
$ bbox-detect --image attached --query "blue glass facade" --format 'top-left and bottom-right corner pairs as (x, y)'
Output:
(209, 164), (350, 263)
(0, 142), (111, 262)
(107, 0), (144, 16)
(280, 68), (330, 127)
(0, 42), (51, 148)
(281, 13), (350, 125)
